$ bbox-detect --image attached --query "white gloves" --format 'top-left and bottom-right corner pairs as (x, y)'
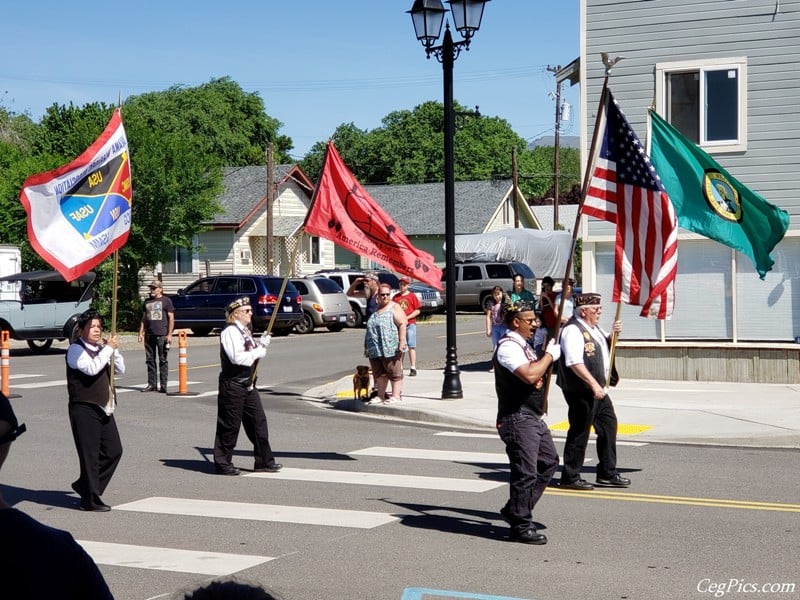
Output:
(545, 339), (561, 362)
(260, 333), (271, 348)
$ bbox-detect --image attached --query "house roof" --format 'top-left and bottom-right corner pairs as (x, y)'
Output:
(530, 204), (579, 233)
(205, 164), (313, 228)
(363, 180), (517, 236)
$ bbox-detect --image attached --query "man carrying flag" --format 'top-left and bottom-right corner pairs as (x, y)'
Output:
(19, 109), (132, 281)
(304, 142), (442, 290)
(648, 110), (789, 279)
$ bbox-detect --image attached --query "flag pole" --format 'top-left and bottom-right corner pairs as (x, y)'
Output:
(607, 301), (622, 389)
(541, 55), (618, 413)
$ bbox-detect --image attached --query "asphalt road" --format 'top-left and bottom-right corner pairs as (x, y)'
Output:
(2, 316), (798, 600)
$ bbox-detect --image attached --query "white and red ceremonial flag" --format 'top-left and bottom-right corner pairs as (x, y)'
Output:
(304, 141), (443, 290)
(583, 90), (678, 319)
(19, 109), (132, 281)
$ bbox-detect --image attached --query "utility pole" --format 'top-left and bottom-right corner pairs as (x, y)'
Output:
(265, 144), (274, 275)
(547, 65), (562, 231)
(511, 146), (520, 228)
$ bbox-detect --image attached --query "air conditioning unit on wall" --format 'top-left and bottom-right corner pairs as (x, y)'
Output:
(240, 249), (251, 264)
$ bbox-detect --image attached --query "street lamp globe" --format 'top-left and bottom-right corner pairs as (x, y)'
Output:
(407, 0), (446, 52)
(447, 0), (488, 42)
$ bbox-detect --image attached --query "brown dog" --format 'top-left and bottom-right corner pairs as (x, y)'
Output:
(353, 365), (372, 401)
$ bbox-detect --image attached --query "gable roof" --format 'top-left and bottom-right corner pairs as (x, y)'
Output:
(205, 164), (314, 228)
(363, 180), (519, 236)
(530, 204), (579, 233)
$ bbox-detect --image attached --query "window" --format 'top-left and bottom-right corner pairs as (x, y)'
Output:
(308, 236), (320, 264)
(462, 266), (482, 281)
(162, 246), (194, 274)
(486, 264), (512, 279)
(655, 57), (747, 152)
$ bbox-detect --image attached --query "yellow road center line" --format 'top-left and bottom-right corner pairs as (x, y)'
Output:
(546, 489), (800, 512)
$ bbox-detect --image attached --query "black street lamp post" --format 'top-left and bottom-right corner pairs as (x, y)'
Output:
(408, 0), (488, 400)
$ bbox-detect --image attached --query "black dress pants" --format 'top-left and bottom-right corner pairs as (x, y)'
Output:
(213, 379), (276, 471)
(68, 402), (122, 508)
(497, 412), (559, 535)
(560, 392), (619, 483)
(144, 333), (169, 389)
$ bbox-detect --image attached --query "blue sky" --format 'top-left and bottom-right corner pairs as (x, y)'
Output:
(0, 1), (580, 159)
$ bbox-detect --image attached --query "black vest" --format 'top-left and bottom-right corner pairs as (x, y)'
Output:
(219, 324), (256, 387)
(493, 334), (546, 418)
(557, 317), (609, 393)
(66, 339), (113, 407)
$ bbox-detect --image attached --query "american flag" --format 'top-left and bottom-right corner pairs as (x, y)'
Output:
(583, 90), (678, 319)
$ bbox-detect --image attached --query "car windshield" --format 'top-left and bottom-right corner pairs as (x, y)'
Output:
(377, 273), (400, 288)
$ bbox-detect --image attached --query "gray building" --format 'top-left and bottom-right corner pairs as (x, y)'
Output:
(580, 0), (800, 343)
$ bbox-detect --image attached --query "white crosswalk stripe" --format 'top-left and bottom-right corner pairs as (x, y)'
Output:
(114, 497), (402, 528)
(434, 431), (648, 447)
(77, 540), (274, 575)
(350, 446), (508, 463)
(245, 467), (504, 492)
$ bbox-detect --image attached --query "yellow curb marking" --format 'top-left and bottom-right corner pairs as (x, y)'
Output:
(549, 420), (652, 435)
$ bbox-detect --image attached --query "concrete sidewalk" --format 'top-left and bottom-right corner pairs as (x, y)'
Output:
(304, 369), (800, 449)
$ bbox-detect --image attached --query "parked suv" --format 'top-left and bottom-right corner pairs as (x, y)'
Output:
(442, 261), (536, 311)
(170, 275), (302, 336)
(289, 276), (354, 334)
(0, 270), (96, 352)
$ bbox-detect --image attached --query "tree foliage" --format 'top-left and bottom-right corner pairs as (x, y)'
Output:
(299, 100), (582, 202)
(0, 78), (293, 329)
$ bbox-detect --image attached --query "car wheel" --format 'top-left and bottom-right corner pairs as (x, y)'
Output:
(27, 339), (53, 353)
(191, 327), (212, 336)
(294, 312), (315, 334)
(349, 305), (363, 328)
(327, 323), (345, 332)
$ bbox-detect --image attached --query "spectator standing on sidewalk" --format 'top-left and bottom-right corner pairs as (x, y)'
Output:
(364, 283), (408, 404)
(348, 273), (380, 322)
(493, 300), (561, 545)
(393, 276), (421, 376)
(138, 279), (174, 393)
(557, 292), (629, 490)
(555, 279), (577, 325)
(538, 276), (558, 340)
(0, 392), (114, 598)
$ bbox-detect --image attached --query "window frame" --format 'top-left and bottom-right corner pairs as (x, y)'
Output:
(655, 57), (748, 153)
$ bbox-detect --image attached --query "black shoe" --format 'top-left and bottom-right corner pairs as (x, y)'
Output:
(214, 466), (241, 476)
(560, 479), (594, 491)
(70, 480), (83, 497)
(409, 368), (417, 376)
(499, 505), (514, 525)
(510, 529), (547, 545)
(254, 463), (283, 473)
(80, 502), (111, 512)
(158, 387), (167, 393)
(596, 474), (631, 487)
(141, 385), (156, 392)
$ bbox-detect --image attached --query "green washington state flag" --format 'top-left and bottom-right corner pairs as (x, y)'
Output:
(648, 110), (789, 279)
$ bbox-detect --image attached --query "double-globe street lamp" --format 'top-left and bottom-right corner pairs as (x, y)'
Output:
(407, 0), (488, 399)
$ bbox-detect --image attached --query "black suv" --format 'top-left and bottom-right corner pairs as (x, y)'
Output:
(170, 275), (302, 336)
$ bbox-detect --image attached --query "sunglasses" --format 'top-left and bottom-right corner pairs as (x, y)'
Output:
(519, 317), (537, 325)
(239, 308), (252, 313)
(378, 293), (391, 298)
(0, 422), (26, 446)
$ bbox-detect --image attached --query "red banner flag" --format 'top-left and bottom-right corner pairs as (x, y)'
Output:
(19, 109), (132, 281)
(583, 90), (678, 319)
(304, 142), (443, 290)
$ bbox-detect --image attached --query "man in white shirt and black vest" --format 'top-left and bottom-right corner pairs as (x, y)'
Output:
(493, 300), (561, 545)
(557, 292), (630, 490)
(212, 297), (282, 476)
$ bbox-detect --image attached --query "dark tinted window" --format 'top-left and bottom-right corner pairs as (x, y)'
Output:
(315, 278), (345, 294)
(377, 273), (400, 288)
(510, 262), (535, 279)
(185, 279), (214, 294)
(261, 278), (298, 295)
(292, 281), (309, 295)
(328, 276), (344, 288)
(214, 278), (239, 294)
(240, 278), (258, 294)
(486, 264), (512, 279)
(463, 266), (482, 281)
